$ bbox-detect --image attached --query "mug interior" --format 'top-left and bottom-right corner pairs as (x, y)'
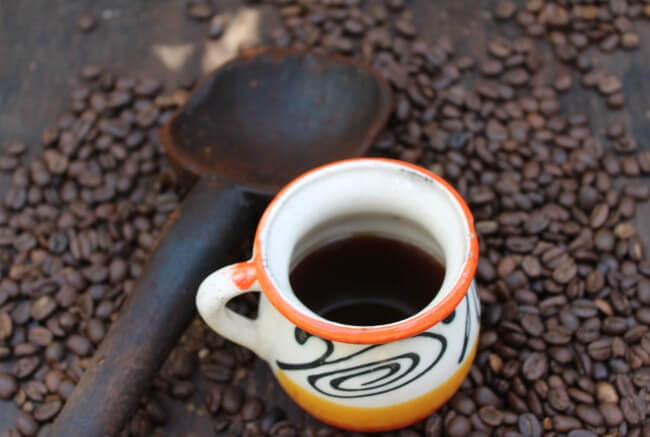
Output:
(255, 159), (477, 338)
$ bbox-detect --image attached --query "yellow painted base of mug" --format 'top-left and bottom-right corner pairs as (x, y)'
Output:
(275, 338), (478, 432)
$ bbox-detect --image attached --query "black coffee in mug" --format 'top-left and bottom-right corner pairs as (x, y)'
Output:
(289, 234), (445, 326)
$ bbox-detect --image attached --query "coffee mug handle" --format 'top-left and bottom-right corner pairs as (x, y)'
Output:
(196, 261), (268, 361)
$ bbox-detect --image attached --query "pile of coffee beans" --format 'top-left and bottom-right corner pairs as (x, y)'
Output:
(0, 70), (192, 436)
(495, 0), (649, 107)
(2, 0), (650, 435)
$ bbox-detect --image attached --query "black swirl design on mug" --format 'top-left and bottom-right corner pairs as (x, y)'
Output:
(277, 332), (446, 398)
(472, 285), (481, 317)
(456, 287), (480, 363)
(276, 289), (480, 399)
(458, 297), (471, 363)
(442, 309), (456, 324)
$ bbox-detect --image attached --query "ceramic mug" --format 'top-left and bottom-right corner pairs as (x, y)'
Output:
(196, 158), (479, 432)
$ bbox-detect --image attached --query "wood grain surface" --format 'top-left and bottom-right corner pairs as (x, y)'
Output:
(0, 0), (648, 435)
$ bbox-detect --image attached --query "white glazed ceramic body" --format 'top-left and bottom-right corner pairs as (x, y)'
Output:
(196, 159), (479, 432)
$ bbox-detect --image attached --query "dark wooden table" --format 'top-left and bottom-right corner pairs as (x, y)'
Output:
(1, 0), (648, 435)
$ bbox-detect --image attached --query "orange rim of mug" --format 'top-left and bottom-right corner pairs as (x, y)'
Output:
(243, 157), (478, 344)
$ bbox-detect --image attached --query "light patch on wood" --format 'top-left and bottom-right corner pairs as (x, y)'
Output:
(152, 43), (196, 71)
(201, 8), (261, 73)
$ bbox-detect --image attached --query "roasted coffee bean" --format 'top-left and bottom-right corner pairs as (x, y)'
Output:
(585, 270), (604, 293)
(13, 357), (40, 379)
(269, 420), (297, 437)
(544, 327), (571, 345)
(24, 381), (48, 406)
(596, 382), (618, 403)
(599, 402), (624, 426)
(31, 296), (57, 321)
(15, 412), (39, 436)
(607, 92), (625, 108)
(598, 75), (622, 95)
(520, 314), (543, 337)
(495, 0), (516, 19)
(478, 405), (504, 426)
(13, 301), (33, 324)
(474, 386), (501, 407)
(575, 404), (603, 426)
(144, 398), (167, 425)
(95, 301), (113, 320)
(450, 393), (476, 415)
(66, 334), (92, 356)
(171, 380), (194, 399)
(33, 400), (62, 422)
(420, 414), (441, 437)
(57, 380), (75, 400)
(522, 353), (547, 380)
(590, 203), (609, 228)
(204, 385), (222, 415)
(82, 264), (108, 283)
(554, 71), (572, 92)
(552, 415), (581, 432)
(14, 342), (39, 356)
(0, 372), (18, 399)
(3, 139), (27, 156)
(621, 396), (644, 424)
(77, 12), (97, 33)
(28, 326), (53, 346)
(201, 363), (232, 382)
(187, 2), (214, 20)
(548, 386), (571, 411)
(518, 412), (542, 437)
(86, 319), (105, 343)
(44, 369), (63, 392)
(0, 313), (12, 340)
(0, 155), (19, 172)
(44, 342), (65, 364)
(108, 258), (127, 283)
(43, 150), (68, 174)
(242, 397), (264, 421)
(210, 350), (236, 367)
(222, 385), (244, 414)
(553, 261), (577, 284)
(445, 415), (471, 437)
(170, 351), (196, 380)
